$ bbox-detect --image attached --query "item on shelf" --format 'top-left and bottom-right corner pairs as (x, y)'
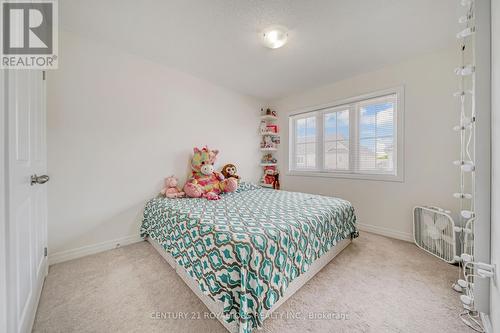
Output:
(271, 136), (280, 145)
(160, 175), (185, 198)
(261, 165), (278, 185)
(262, 135), (275, 149)
(259, 120), (268, 134)
(261, 153), (277, 164)
(265, 108), (272, 115)
(271, 110), (277, 117)
(221, 163), (240, 182)
(273, 172), (280, 190)
(266, 124), (278, 133)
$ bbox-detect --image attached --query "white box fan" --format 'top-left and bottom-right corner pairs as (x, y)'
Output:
(413, 206), (458, 263)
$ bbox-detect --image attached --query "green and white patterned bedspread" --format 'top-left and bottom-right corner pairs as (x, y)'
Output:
(140, 184), (357, 332)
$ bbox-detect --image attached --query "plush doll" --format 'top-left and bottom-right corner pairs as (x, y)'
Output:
(262, 165), (277, 185)
(221, 164), (240, 182)
(160, 176), (185, 198)
(183, 147), (238, 200)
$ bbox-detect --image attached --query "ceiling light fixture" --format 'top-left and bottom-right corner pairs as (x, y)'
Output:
(261, 26), (288, 49)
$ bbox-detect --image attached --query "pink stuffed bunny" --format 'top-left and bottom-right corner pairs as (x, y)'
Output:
(160, 176), (185, 198)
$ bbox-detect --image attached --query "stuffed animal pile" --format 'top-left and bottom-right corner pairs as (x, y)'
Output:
(182, 147), (238, 200)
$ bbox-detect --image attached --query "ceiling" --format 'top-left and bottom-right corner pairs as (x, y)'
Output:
(60, 0), (459, 100)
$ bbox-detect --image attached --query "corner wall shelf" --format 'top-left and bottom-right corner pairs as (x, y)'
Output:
(259, 108), (280, 189)
(260, 115), (278, 121)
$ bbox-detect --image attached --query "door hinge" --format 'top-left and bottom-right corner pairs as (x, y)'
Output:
(42, 71), (46, 81)
(44, 247), (47, 257)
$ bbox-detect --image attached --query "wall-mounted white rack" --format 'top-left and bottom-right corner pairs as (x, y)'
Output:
(451, 2), (489, 332)
(260, 115), (278, 121)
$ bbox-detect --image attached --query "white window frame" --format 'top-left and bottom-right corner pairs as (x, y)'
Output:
(288, 86), (404, 182)
(289, 111), (320, 171)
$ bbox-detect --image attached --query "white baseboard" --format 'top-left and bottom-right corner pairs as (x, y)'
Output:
(48, 223), (411, 265)
(357, 222), (413, 242)
(49, 234), (144, 265)
(480, 312), (492, 333)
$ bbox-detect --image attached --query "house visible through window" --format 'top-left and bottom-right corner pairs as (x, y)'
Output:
(324, 108), (349, 170)
(289, 88), (403, 181)
(295, 116), (316, 169)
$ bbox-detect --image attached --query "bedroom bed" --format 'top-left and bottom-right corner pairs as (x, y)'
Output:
(140, 183), (358, 333)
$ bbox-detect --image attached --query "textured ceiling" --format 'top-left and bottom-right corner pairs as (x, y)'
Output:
(60, 0), (459, 100)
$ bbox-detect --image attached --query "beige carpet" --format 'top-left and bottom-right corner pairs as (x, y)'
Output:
(33, 232), (474, 333)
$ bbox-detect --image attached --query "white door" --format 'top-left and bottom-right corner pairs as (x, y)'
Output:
(6, 69), (48, 333)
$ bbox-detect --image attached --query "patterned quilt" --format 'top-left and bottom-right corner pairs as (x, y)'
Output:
(140, 184), (357, 332)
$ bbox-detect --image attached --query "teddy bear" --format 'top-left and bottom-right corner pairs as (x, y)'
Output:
(183, 147), (238, 200)
(221, 164), (240, 182)
(160, 176), (185, 198)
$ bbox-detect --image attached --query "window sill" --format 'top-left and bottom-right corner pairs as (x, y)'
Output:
(286, 170), (404, 182)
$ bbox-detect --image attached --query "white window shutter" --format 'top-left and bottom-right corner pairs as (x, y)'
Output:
(288, 88), (402, 181)
(356, 94), (397, 175)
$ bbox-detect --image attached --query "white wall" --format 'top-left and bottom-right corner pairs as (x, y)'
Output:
(271, 47), (460, 240)
(490, 0), (500, 329)
(473, 0), (493, 316)
(47, 31), (262, 261)
(0, 70), (7, 333)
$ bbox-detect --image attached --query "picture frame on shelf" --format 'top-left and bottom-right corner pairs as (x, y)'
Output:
(266, 124), (278, 133)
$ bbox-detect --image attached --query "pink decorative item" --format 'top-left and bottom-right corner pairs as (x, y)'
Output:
(266, 125), (278, 133)
(183, 146), (238, 200)
(262, 166), (277, 184)
(160, 176), (185, 198)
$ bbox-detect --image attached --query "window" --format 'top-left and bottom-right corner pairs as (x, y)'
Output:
(295, 116), (316, 169)
(289, 87), (403, 181)
(324, 108), (349, 170)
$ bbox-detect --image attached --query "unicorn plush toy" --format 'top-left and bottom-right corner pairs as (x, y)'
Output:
(183, 147), (238, 200)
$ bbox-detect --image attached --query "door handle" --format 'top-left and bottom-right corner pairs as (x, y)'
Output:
(31, 174), (50, 186)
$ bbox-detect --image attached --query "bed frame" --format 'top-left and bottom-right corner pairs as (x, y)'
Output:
(147, 237), (352, 332)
